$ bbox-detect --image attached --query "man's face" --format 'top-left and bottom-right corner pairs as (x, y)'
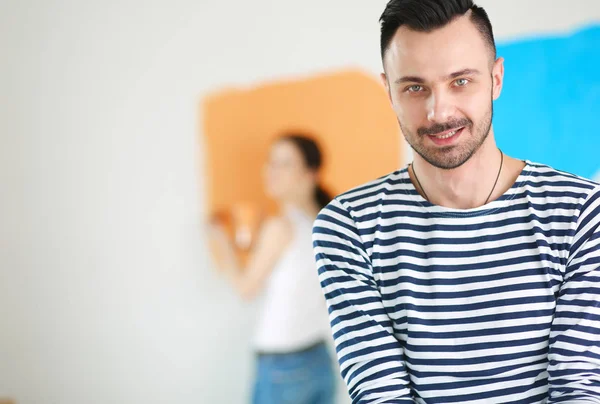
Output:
(382, 13), (504, 169)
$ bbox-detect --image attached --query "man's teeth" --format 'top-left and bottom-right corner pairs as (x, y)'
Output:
(434, 129), (459, 139)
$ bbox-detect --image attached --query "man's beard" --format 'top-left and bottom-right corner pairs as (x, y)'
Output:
(400, 102), (493, 170)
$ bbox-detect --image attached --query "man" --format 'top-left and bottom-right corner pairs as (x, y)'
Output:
(312, 0), (600, 403)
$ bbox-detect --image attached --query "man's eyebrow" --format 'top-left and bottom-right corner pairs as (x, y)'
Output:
(394, 69), (481, 85)
(445, 68), (481, 80)
(395, 75), (425, 84)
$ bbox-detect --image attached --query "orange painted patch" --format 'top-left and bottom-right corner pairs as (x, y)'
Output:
(201, 70), (403, 259)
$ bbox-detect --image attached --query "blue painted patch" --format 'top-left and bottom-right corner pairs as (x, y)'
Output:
(494, 25), (600, 179)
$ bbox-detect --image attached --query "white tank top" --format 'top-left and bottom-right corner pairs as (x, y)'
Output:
(253, 207), (331, 352)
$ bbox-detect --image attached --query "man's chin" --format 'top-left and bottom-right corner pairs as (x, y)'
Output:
(416, 148), (472, 170)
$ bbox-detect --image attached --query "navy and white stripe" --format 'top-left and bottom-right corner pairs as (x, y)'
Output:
(313, 161), (600, 404)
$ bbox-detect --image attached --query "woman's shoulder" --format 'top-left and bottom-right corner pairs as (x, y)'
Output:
(259, 215), (293, 244)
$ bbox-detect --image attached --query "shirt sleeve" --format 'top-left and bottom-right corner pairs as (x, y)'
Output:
(548, 185), (600, 403)
(313, 198), (413, 404)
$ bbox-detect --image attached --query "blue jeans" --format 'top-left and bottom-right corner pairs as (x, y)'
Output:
(252, 342), (336, 404)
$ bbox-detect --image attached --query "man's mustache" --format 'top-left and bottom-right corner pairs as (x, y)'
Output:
(417, 118), (472, 136)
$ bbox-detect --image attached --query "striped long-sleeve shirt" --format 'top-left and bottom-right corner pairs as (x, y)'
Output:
(313, 161), (600, 404)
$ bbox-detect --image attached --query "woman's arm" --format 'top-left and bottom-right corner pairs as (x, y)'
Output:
(208, 216), (292, 300)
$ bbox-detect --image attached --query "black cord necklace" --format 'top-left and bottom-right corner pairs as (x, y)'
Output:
(411, 149), (504, 205)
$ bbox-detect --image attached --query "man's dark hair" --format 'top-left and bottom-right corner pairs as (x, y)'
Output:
(379, 0), (496, 61)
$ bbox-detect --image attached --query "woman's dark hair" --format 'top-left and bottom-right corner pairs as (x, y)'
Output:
(279, 133), (332, 209)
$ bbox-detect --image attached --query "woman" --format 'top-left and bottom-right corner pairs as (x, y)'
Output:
(208, 134), (336, 404)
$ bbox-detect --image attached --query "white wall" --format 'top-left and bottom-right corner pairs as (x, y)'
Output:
(1, 1), (598, 403)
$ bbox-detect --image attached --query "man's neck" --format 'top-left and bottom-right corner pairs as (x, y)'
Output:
(411, 135), (504, 209)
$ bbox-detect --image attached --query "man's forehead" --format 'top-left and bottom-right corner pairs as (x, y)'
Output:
(383, 14), (490, 75)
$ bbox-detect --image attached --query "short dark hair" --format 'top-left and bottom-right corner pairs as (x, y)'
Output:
(379, 0), (496, 61)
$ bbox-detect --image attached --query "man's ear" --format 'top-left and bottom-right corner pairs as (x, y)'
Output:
(492, 57), (505, 100)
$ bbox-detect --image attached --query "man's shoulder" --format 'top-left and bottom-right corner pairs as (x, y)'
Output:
(331, 168), (409, 209)
(315, 168), (410, 227)
(522, 161), (600, 222)
(524, 160), (599, 191)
